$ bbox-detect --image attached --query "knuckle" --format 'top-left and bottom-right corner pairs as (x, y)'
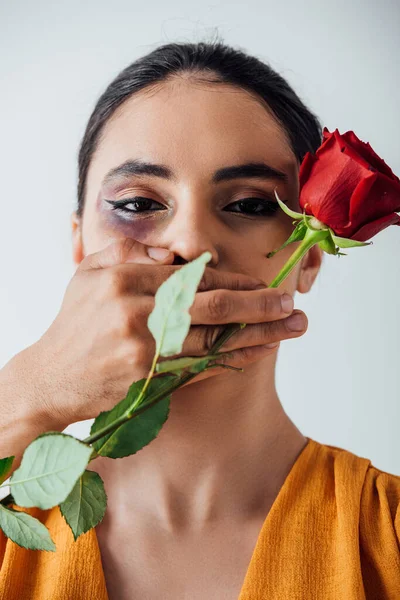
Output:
(257, 291), (277, 316)
(267, 317), (284, 338)
(133, 339), (152, 365)
(207, 290), (232, 321)
(241, 346), (255, 360)
(197, 268), (215, 292)
(115, 313), (133, 339)
(103, 266), (129, 297)
(211, 352), (229, 366)
(188, 327), (210, 354)
(112, 296), (152, 340)
(234, 346), (253, 362)
(113, 237), (136, 263)
(251, 323), (269, 345)
(120, 338), (151, 369)
(113, 299), (136, 337)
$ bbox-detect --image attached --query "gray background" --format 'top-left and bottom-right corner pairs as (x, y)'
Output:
(1, 0), (399, 474)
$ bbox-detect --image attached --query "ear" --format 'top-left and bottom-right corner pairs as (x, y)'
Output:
(71, 211), (84, 266)
(296, 243), (323, 293)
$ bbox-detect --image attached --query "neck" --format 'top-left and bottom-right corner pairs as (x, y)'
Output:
(93, 353), (307, 532)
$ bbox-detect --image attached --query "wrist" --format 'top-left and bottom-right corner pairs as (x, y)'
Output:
(0, 345), (70, 459)
(15, 342), (71, 431)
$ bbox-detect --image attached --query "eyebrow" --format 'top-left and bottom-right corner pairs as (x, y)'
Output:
(101, 159), (288, 186)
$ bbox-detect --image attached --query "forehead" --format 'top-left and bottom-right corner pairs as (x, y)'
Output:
(88, 78), (297, 192)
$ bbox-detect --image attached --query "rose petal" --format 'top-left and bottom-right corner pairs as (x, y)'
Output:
(299, 152), (317, 196)
(349, 212), (400, 242)
(349, 172), (400, 227)
(341, 131), (399, 180)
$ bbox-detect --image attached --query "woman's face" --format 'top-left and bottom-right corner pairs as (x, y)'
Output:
(72, 77), (321, 292)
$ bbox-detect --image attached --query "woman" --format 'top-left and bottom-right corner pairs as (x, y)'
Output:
(0, 40), (399, 599)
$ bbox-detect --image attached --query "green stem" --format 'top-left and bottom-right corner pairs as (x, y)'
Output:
(85, 336), (178, 447)
(84, 230), (327, 449)
(83, 323), (245, 447)
(126, 352), (159, 417)
(268, 228), (329, 288)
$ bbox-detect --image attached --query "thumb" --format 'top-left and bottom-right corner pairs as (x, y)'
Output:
(79, 238), (174, 271)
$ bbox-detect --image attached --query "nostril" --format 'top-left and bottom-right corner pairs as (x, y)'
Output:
(173, 255), (187, 265)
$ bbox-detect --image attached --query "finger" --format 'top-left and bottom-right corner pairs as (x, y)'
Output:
(111, 263), (271, 297)
(80, 238), (269, 294)
(180, 309), (306, 356)
(216, 310), (308, 351)
(178, 342), (280, 389)
(187, 288), (293, 325)
(78, 238), (175, 271)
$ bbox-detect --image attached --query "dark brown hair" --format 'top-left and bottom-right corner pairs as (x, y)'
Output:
(76, 39), (322, 218)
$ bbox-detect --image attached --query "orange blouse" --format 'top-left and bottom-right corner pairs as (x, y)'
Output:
(1, 437), (399, 599)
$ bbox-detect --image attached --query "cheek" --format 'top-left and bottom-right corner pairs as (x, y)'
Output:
(92, 192), (296, 263)
(101, 212), (157, 244)
(265, 243), (301, 290)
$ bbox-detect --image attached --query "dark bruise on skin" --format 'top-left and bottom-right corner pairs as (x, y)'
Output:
(96, 189), (160, 244)
(95, 189), (288, 248)
(94, 159), (297, 249)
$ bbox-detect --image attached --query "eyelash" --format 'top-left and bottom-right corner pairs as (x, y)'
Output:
(104, 196), (279, 218)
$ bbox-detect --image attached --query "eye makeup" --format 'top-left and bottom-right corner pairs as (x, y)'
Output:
(103, 195), (280, 219)
(96, 183), (286, 244)
(104, 197), (165, 218)
(96, 189), (160, 243)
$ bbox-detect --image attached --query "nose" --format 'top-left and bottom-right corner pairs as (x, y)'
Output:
(163, 199), (220, 266)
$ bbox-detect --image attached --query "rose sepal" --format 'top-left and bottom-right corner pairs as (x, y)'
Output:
(328, 229), (373, 249)
(266, 220), (308, 258)
(273, 190), (305, 221)
(270, 189), (373, 258)
(317, 235), (337, 255)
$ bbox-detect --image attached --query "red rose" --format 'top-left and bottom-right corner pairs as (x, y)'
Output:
(298, 127), (400, 242)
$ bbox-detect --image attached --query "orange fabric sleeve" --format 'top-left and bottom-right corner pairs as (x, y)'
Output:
(359, 466), (400, 599)
(0, 505), (108, 600)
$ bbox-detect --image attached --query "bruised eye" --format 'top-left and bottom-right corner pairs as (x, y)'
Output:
(104, 196), (279, 217)
(105, 197), (163, 214)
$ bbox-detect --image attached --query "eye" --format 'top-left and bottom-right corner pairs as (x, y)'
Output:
(104, 196), (279, 218)
(224, 198), (279, 217)
(104, 197), (165, 215)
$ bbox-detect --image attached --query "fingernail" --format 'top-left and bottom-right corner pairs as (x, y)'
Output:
(281, 293), (294, 313)
(263, 342), (279, 349)
(286, 313), (305, 331)
(147, 247), (171, 260)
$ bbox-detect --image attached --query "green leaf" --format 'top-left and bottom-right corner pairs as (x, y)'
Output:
(147, 250), (212, 357)
(0, 504), (56, 551)
(155, 354), (223, 375)
(186, 358), (213, 374)
(329, 230), (373, 249)
(9, 433), (92, 510)
(95, 397), (170, 459)
(59, 470), (107, 541)
(90, 376), (175, 458)
(0, 456), (14, 484)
